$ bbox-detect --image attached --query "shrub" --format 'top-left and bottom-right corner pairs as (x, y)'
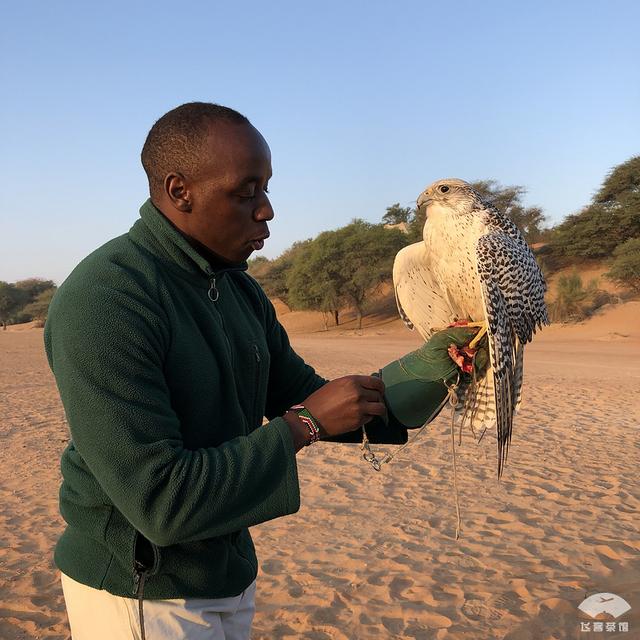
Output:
(549, 274), (605, 322)
(606, 237), (640, 293)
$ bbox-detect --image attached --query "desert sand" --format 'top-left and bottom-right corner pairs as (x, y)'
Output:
(1, 302), (638, 639)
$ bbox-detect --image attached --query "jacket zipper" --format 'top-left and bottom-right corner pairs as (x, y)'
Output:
(133, 559), (149, 640)
(205, 271), (236, 373)
(208, 276), (219, 302)
(252, 343), (262, 427)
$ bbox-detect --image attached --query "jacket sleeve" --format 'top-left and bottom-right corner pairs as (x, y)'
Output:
(45, 275), (301, 548)
(254, 286), (408, 444)
(256, 291), (327, 419)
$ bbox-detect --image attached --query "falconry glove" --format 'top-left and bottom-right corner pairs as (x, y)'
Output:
(379, 327), (488, 429)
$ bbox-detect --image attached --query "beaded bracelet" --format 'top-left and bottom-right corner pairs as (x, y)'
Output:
(289, 404), (321, 445)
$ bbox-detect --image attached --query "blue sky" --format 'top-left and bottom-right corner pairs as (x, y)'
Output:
(1, 0), (639, 285)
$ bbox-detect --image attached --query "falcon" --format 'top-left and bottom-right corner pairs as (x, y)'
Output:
(393, 178), (549, 477)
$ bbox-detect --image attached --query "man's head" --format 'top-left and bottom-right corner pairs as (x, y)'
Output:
(141, 102), (273, 264)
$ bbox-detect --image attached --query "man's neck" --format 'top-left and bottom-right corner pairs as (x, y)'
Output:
(153, 202), (246, 272)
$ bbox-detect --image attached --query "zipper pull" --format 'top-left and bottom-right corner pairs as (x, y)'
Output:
(133, 561), (144, 595)
(253, 343), (261, 363)
(208, 277), (219, 302)
(133, 561), (148, 640)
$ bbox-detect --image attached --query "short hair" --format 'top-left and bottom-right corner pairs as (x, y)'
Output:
(141, 102), (250, 198)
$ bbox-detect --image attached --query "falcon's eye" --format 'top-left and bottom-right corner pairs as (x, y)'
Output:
(439, 185), (450, 193)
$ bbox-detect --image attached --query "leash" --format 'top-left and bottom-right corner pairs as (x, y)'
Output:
(361, 376), (463, 538)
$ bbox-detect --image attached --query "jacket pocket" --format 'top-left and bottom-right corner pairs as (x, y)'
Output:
(131, 529), (162, 595)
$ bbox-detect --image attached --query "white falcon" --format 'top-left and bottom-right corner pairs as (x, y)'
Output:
(393, 178), (549, 477)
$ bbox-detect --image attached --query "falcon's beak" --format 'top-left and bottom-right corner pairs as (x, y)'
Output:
(417, 191), (432, 216)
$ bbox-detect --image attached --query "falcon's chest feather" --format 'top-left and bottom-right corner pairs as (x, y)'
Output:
(422, 207), (488, 320)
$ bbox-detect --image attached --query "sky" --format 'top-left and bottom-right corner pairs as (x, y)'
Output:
(1, 0), (639, 285)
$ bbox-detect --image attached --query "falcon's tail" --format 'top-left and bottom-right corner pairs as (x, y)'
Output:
(454, 338), (525, 475)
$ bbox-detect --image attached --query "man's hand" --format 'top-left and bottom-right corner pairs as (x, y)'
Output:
(303, 375), (386, 437)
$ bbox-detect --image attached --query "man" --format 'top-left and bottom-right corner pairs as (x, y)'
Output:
(45, 102), (477, 639)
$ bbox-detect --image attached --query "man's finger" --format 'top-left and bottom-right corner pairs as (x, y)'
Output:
(356, 375), (385, 394)
(362, 400), (387, 417)
(360, 388), (384, 403)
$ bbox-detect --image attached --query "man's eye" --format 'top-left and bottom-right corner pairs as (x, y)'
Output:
(264, 186), (270, 194)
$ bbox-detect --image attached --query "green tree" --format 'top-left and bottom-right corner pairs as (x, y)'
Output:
(287, 220), (407, 329)
(0, 282), (22, 328)
(249, 240), (313, 305)
(550, 156), (640, 259)
(247, 255), (270, 277)
(606, 237), (640, 292)
(382, 203), (414, 225)
(594, 155), (640, 205)
(407, 205), (426, 242)
(287, 247), (341, 327)
(20, 287), (57, 323)
(0, 278), (57, 327)
(14, 278), (56, 300)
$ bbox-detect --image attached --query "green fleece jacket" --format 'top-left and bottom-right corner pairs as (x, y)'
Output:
(44, 199), (407, 600)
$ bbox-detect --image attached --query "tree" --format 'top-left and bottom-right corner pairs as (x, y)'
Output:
(0, 282), (22, 328)
(246, 255), (270, 277)
(594, 155), (640, 205)
(0, 278), (57, 327)
(471, 180), (547, 242)
(407, 205), (426, 242)
(550, 156), (640, 259)
(606, 237), (640, 292)
(287, 246), (341, 327)
(382, 203), (413, 225)
(20, 287), (57, 323)
(14, 278), (56, 300)
(249, 240), (313, 305)
(287, 220), (407, 329)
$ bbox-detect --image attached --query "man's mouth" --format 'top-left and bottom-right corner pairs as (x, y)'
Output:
(250, 233), (270, 250)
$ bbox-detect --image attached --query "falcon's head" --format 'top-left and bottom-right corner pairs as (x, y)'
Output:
(417, 178), (484, 218)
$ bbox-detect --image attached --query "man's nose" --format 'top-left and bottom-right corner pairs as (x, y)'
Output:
(255, 194), (274, 221)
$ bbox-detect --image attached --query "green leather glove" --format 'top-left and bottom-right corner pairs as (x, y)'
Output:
(380, 327), (488, 428)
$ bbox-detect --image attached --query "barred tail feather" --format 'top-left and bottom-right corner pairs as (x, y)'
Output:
(455, 366), (496, 440)
(481, 282), (516, 478)
(512, 339), (525, 412)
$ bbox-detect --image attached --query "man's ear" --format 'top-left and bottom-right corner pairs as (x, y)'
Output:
(164, 173), (192, 212)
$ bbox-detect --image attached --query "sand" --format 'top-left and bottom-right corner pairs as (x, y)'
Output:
(0, 302), (638, 639)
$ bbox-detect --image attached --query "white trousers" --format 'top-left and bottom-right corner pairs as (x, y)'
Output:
(60, 572), (256, 640)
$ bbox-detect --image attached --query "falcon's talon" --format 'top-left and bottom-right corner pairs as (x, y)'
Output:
(467, 324), (488, 350)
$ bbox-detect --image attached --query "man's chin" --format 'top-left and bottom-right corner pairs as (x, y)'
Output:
(234, 246), (255, 263)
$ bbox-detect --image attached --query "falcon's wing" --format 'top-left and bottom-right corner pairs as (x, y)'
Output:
(393, 242), (455, 341)
(476, 232), (549, 476)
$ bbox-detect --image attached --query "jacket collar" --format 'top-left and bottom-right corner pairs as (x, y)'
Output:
(133, 199), (248, 281)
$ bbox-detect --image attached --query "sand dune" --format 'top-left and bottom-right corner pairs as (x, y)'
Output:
(0, 302), (638, 639)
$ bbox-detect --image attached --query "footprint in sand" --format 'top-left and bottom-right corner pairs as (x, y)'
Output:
(461, 598), (503, 622)
(366, 570), (387, 586)
(381, 616), (404, 635)
(285, 576), (304, 598)
(493, 590), (526, 613)
(260, 559), (286, 575)
(388, 576), (413, 600)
